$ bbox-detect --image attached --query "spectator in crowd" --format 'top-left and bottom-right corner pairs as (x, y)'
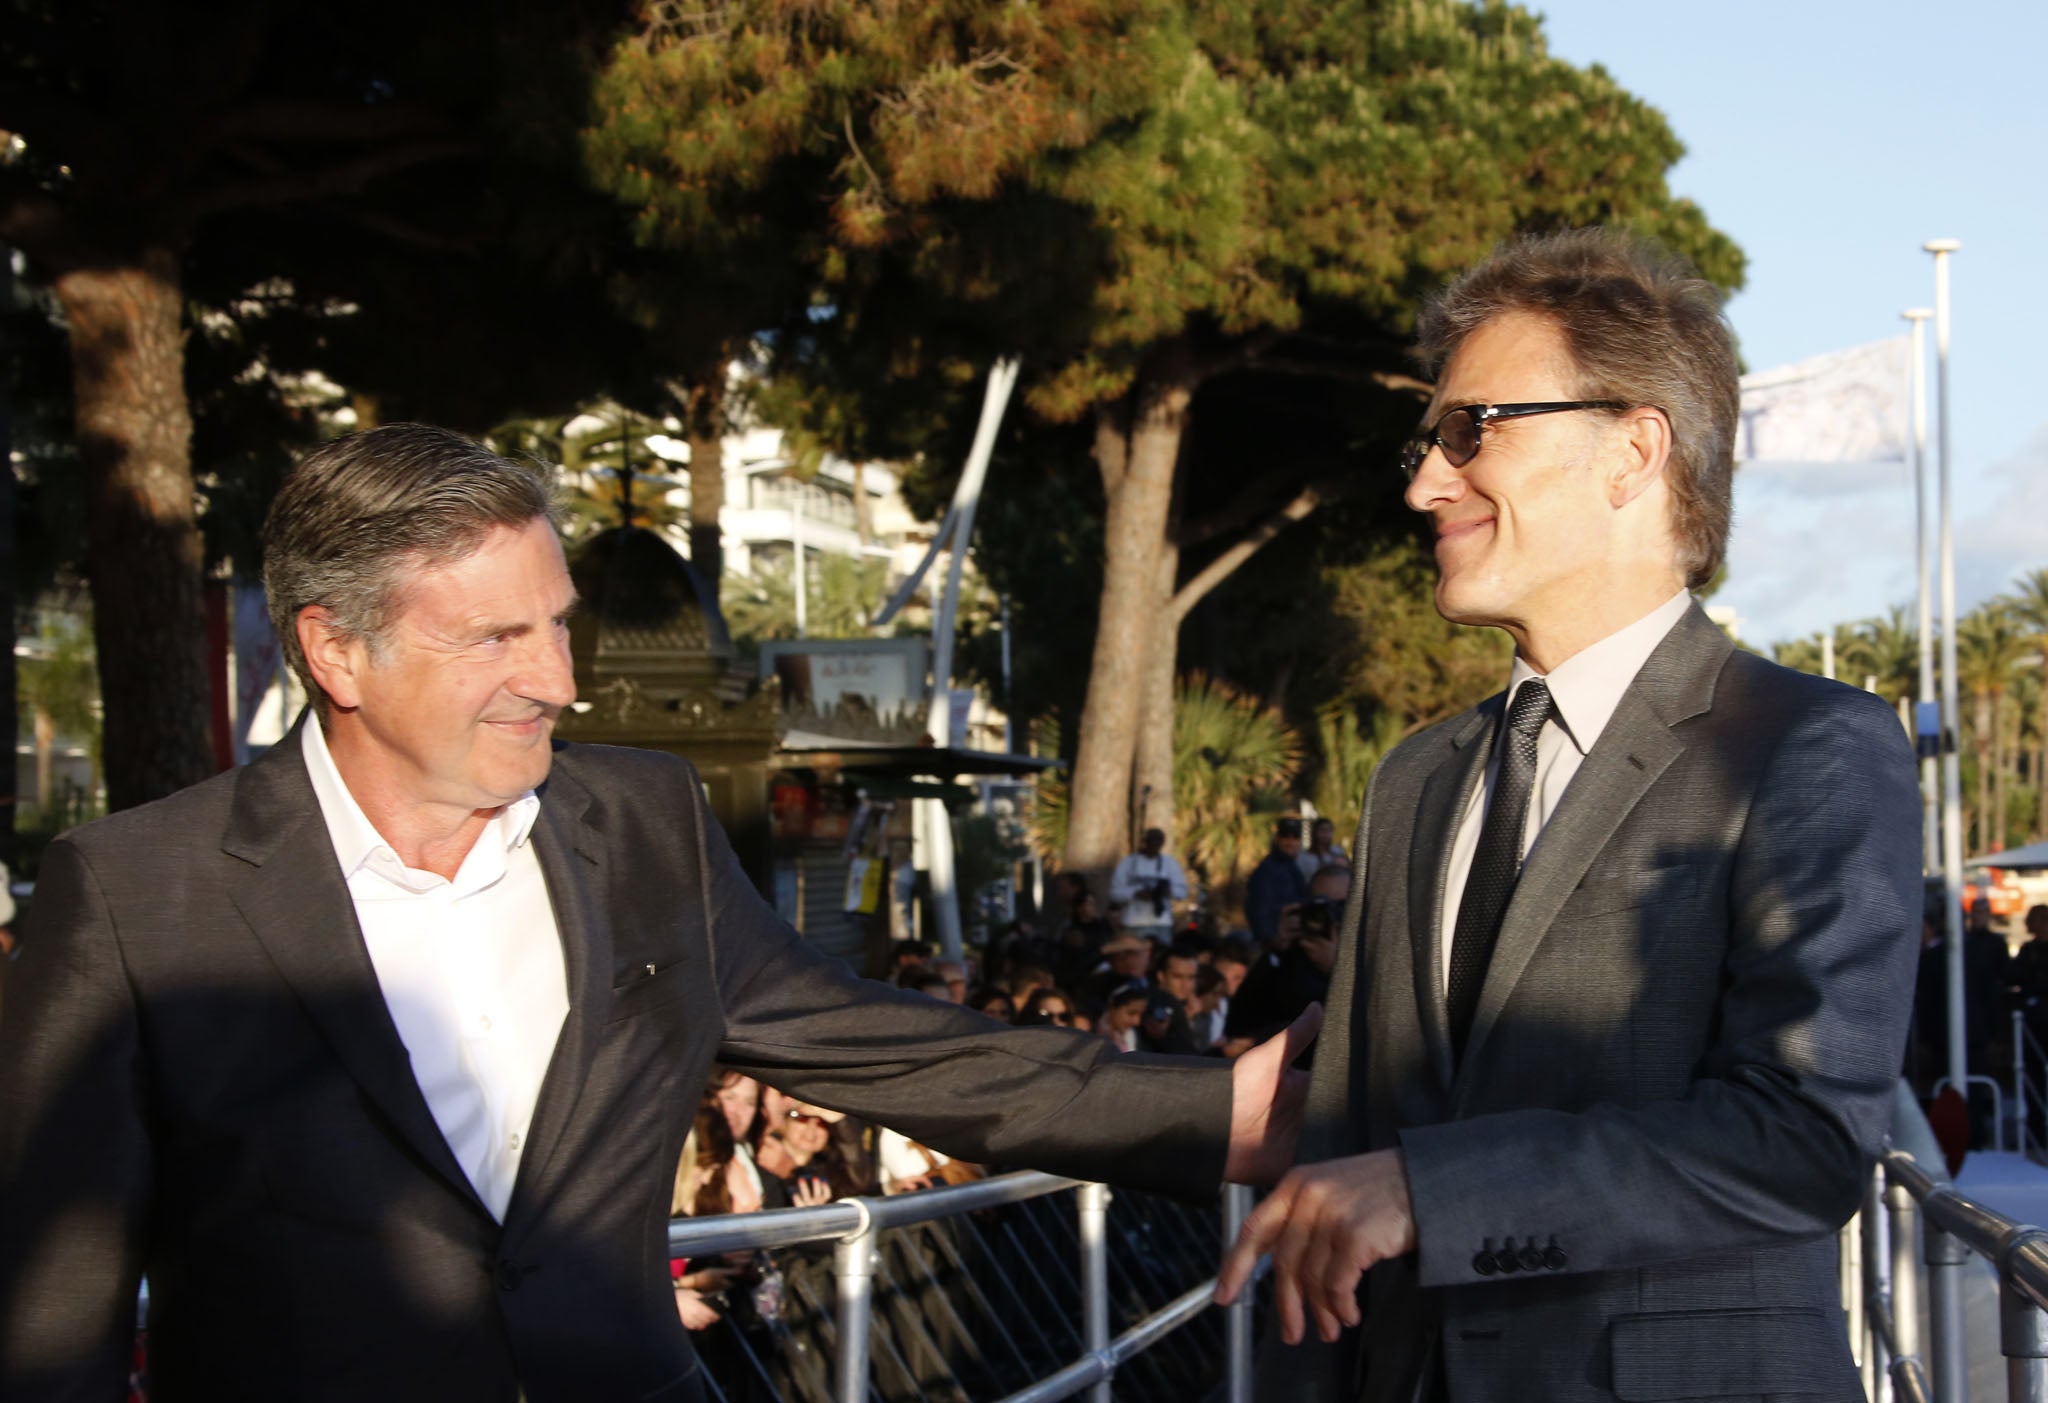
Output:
(1110, 828), (1190, 939)
(1100, 983), (1150, 1052)
(1226, 863), (1346, 1054)
(905, 969), (957, 1001)
(1212, 938), (1255, 1001)
(1055, 888), (1115, 991)
(890, 938), (935, 985)
(1191, 965), (1228, 1051)
(2011, 904), (2048, 1028)
(670, 1101), (746, 1332)
(706, 1068), (776, 1210)
(965, 987), (1016, 1022)
(1138, 987), (1200, 1055)
(1014, 987), (1080, 1028)
(1006, 962), (1055, 1008)
(1244, 818), (1311, 945)
(935, 958), (970, 1004)
(1158, 944), (1202, 1022)
(875, 1125), (982, 1193)
(754, 1089), (845, 1207)
(1965, 896), (2012, 1072)
(1082, 931), (1154, 1015)
(1295, 816), (1349, 883)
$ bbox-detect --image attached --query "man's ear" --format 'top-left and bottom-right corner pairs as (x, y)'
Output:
(296, 606), (366, 710)
(1607, 405), (1674, 509)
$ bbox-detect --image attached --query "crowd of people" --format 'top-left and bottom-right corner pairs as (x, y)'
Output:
(667, 815), (1350, 1347)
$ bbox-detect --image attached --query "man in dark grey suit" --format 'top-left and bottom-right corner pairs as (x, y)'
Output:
(1218, 229), (1920, 1401)
(0, 425), (1313, 1402)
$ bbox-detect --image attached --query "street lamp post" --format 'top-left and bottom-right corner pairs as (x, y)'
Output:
(1903, 307), (1935, 873)
(1924, 237), (1966, 1101)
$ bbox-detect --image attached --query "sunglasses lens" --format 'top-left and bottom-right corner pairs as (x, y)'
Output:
(1439, 409), (1480, 466)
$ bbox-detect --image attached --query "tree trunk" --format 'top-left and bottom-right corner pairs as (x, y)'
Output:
(1132, 541), (1180, 849)
(1993, 692), (2009, 854)
(33, 709), (53, 812)
(0, 245), (15, 863)
(683, 362), (728, 603)
(54, 250), (212, 811)
(853, 460), (873, 546)
(1062, 354), (1196, 885)
(2036, 669), (2047, 841)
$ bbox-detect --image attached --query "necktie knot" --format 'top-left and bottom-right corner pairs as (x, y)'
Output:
(1506, 678), (1552, 741)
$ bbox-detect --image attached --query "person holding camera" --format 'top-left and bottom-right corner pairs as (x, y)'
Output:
(1225, 863), (1348, 1056)
(1109, 827), (1189, 939)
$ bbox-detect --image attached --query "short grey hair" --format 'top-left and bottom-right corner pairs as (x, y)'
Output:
(263, 424), (557, 713)
(1417, 228), (1738, 590)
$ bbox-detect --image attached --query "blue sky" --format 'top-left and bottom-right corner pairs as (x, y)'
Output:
(1537, 1), (2048, 648)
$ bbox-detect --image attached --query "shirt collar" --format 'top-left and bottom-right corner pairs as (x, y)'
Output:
(298, 710), (542, 885)
(1506, 590), (1692, 756)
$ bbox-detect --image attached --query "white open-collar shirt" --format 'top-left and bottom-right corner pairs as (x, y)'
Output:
(1439, 590), (1692, 992)
(301, 714), (568, 1220)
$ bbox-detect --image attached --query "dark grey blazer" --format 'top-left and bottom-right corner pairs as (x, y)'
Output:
(0, 728), (1232, 1403)
(1270, 605), (1922, 1402)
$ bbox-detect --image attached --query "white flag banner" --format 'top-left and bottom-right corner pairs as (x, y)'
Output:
(1736, 335), (1909, 465)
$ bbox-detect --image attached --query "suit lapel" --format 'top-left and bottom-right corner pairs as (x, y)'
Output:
(502, 763), (612, 1235)
(1451, 606), (1730, 1103)
(1407, 703), (1496, 1094)
(221, 721), (490, 1220)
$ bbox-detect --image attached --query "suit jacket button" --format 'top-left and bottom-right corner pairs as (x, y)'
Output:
(1517, 1243), (1545, 1272)
(1544, 1237), (1568, 1271)
(1472, 1240), (1499, 1276)
(1494, 1241), (1521, 1274)
(497, 1261), (524, 1291)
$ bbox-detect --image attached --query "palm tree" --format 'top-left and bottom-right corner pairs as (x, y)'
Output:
(2008, 568), (2048, 840)
(1840, 606), (1920, 706)
(19, 608), (101, 818)
(490, 404), (691, 546)
(1957, 603), (2029, 853)
(1308, 703), (1402, 845)
(1172, 674), (1302, 923)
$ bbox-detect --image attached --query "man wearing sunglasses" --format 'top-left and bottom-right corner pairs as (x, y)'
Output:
(1219, 228), (1920, 1402)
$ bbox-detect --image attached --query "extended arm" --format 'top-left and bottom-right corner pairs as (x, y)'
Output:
(0, 840), (154, 1399)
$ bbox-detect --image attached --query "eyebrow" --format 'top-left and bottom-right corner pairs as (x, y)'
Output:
(461, 593), (581, 644)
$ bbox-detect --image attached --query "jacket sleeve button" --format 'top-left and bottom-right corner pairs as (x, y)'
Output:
(1544, 1236), (1568, 1271)
(1517, 1242), (1546, 1272)
(1494, 1239), (1522, 1274)
(1472, 1239), (1499, 1276)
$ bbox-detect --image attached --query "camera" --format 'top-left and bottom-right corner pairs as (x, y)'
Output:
(1299, 897), (1339, 940)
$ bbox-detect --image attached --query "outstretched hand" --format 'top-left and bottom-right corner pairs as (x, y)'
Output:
(1223, 1004), (1322, 1185)
(1213, 1148), (1416, 1344)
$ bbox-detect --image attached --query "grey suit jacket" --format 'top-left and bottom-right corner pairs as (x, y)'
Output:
(1267, 605), (1921, 1402)
(0, 727), (1232, 1403)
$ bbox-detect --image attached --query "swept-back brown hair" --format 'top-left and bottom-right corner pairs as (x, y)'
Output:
(1416, 228), (1738, 589)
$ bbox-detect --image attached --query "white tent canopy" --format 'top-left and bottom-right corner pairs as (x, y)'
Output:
(1966, 841), (2048, 870)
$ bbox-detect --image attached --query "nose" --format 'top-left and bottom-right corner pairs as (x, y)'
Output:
(1404, 443), (1467, 515)
(518, 624), (578, 710)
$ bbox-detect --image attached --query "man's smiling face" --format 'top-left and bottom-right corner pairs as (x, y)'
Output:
(1404, 311), (1624, 635)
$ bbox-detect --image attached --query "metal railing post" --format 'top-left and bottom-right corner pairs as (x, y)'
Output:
(1885, 1177), (1924, 1367)
(2020, 1010), (2032, 1158)
(1077, 1181), (1112, 1403)
(1223, 1182), (1256, 1403)
(1924, 1211), (1968, 1403)
(1844, 1210), (1866, 1375)
(833, 1204), (879, 1403)
(2002, 1278), (2048, 1402)
(1866, 1165), (1893, 1403)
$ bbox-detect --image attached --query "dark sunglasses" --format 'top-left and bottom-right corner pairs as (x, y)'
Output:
(1399, 401), (1627, 480)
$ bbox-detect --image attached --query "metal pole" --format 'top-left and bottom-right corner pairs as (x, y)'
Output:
(1823, 631), (1837, 682)
(1078, 1181), (1113, 1403)
(1926, 237), (1968, 1103)
(1904, 307), (1938, 875)
(1924, 1215), (1968, 1403)
(2022, 1009), (2034, 1158)
(792, 493), (807, 639)
(1224, 1183), (1256, 1403)
(2002, 1278), (2048, 1402)
(1867, 1166), (1894, 1403)
(921, 356), (1022, 963)
(1885, 1180), (1923, 1370)
(833, 1212), (879, 1403)
(1844, 1211), (1867, 1374)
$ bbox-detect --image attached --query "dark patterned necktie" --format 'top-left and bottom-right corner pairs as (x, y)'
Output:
(1447, 678), (1553, 1057)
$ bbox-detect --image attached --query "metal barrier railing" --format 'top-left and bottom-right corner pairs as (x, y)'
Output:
(668, 1171), (1259, 1403)
(1849, 1080), (2048, 1402)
